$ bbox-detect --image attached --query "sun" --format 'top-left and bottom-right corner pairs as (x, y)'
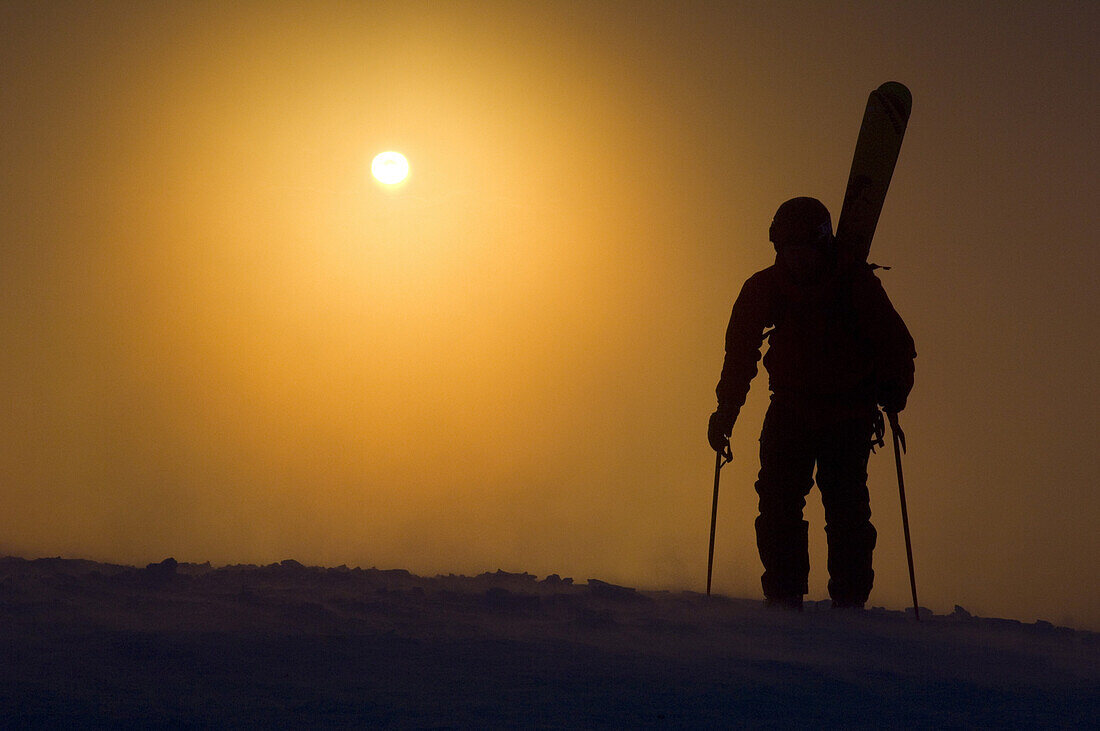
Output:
(371, 151), (409, 185)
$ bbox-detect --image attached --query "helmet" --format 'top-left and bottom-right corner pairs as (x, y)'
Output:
(769, 197), (833, 251)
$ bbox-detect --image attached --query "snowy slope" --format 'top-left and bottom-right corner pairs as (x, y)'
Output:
(1, 557), (1095, 727)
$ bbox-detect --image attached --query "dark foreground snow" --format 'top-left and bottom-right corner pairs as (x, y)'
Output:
(1, 557), (1095, 728)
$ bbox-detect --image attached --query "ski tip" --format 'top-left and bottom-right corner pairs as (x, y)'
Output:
(877, 81), (912, 110)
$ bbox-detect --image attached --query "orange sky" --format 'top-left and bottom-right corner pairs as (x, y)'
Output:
(1, 1), (1097, 629)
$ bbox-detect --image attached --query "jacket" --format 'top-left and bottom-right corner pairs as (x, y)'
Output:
(716, 259), (915, 426)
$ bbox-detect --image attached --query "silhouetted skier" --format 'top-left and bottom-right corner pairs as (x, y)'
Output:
(709, 197), (915, 610)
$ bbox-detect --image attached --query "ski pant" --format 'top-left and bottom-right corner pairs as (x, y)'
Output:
(754, 402), (877, 605)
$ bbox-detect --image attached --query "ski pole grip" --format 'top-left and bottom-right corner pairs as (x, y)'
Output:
(719, 440), (732, 467)
(887, 411), (905, 453)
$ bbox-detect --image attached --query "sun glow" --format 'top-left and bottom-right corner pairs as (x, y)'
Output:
(371, 151), (410, 185)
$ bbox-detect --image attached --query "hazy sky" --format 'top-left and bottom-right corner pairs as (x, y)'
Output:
(2, 1), (1097, 628)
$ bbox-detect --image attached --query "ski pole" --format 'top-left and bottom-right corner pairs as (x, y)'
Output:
(706, 444), (732, 596)
(888, 412), (920, 620)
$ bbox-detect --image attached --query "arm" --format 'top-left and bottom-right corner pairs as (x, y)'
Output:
(714, 271), (773, 431)
(854, 269), (916, 412)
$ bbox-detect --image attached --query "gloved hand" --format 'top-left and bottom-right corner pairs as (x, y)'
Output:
(876, 378), (909, 414)
(708, 410), (734, 453)
(879, 396), (906, 414)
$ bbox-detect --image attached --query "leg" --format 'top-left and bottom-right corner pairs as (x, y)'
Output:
(755, 404), (815, 604)
(816, 417), (877, 607)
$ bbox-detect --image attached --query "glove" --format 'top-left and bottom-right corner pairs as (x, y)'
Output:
(879, 394), (907, 414)
(876, 378), (909, 414)
(708, 410), (734, 453)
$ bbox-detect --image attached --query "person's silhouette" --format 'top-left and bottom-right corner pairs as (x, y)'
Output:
(709, 197), (915, 610)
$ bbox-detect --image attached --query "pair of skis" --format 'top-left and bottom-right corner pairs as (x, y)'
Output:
(707, 82), (919, 619)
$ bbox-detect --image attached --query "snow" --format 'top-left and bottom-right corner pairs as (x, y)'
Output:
(1, 556), (1095, 727)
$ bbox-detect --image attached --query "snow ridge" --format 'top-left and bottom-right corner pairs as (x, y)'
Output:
(1, 556), (1095, 726)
